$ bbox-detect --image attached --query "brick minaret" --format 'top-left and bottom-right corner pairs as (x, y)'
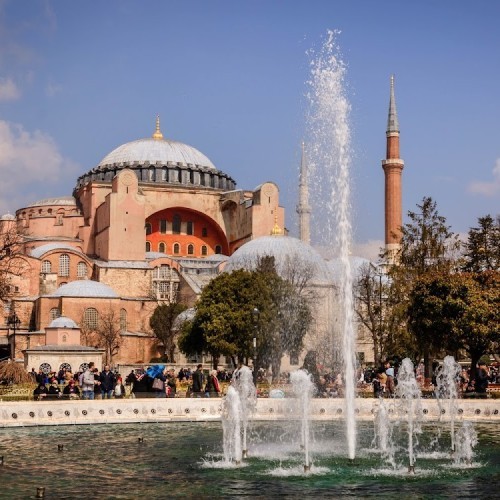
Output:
(296, 141), (311, 245)
(382, 75), (404, 260)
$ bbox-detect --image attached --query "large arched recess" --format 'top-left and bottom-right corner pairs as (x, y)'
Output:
(146, 207), (229, 257)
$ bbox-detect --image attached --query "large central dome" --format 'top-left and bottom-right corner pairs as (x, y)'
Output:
(98, 137), (216, 170)
(74, 117), (236, 192)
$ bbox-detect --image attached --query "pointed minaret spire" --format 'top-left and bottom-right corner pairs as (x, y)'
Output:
(382, 75), (404, 262)
(387, 75), (399, 134)
(296, 141), (311, 245)
(152, 114), (164, 140)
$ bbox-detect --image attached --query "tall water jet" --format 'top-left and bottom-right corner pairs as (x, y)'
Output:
(396, 358), (422, 473)
(222, 386), (243, 465)
(232, 365), (256, 458)
(435, 355), (461, 452)
(290, 369), (315, 472)
(306, 30), (356, 460)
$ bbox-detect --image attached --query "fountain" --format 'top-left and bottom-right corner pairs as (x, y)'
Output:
(306, 29), (357, 460)
(435, 355), (461, 452)
(232, 365), (256, 458)
(222, 386), (243, 465)
(395, 358), (422, 473)
(290, 369), (315, 472)
(372, 398), (395, 467)
(453, 421), (478, 465)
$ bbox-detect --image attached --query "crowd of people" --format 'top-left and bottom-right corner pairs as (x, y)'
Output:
(30, 359), (499, 401)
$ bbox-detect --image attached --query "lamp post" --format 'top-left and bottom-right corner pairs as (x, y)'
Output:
(7, 312), (21, 356)
(252, 307), (259, 385)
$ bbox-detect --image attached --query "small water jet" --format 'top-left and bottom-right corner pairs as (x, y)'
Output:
(435, 355), (461, 452)
(222, 386), (243, 465)
(454, 421), (478, 465)
(232, 365), (256, 459)
(372, 398), (395, 467)
(290, 369), (315, 472)
(396, 358), (422, 473)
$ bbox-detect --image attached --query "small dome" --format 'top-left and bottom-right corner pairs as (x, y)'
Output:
(98, 138), (216, 170)
(224, 235), (333, 283)
(51, 280), (119, 298)
(1, 213), (15, 221)
(48, 316), (78, 328)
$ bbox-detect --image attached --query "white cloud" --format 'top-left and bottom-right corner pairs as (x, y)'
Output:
(45, 80), (63, 97)
(468, 159), (500, 197)
(0, 77), (20, 101)
(0, 120), (78, 214)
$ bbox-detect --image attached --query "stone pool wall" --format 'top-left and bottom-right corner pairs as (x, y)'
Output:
(0, 398), (499, 427)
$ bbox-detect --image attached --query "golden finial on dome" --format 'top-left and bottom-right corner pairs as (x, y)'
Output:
(271, 208), (283, 236)
(152, 114), (163, 140)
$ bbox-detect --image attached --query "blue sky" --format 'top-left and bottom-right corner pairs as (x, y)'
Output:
(0, 0), (498, 259)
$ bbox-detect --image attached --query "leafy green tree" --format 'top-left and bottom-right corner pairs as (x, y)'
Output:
(149, 302), (187, 362)
(385, 197), (460, 378)
(407, 271), (500, 380)
(461, 214), (500, 272)
(178, 269), (274, 369)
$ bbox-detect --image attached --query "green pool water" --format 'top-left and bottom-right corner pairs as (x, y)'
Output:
(0, 421), (498, 498)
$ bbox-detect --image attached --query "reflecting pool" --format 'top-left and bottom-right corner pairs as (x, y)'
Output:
(0, 421), (499, 498)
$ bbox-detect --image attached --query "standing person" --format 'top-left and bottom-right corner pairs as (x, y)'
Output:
(475, 362), (489, 397)
(166, 368), (177, 398)
(385, 361), (395, 397)
(114, 376), (126, 399)
(82, 362), (96, 400)
(152, 369), (167, 398)
(204, 370), (221, 397)
(99, 365), (116, 399)
(192, 364), (204, 397)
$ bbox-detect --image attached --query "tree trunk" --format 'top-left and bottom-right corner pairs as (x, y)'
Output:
(469, 352), (482, 382)
(423, 345), (432, 385)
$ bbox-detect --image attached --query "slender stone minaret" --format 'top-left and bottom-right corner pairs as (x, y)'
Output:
(382, 75), (404, 260)
(296, 141), (311, 245)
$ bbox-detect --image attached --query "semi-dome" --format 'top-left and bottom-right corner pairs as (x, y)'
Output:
(48, 316), (78, 328)
(224, 235), (333, 283)
(98, 138), (216, 170)
(50, 280), (119, 298)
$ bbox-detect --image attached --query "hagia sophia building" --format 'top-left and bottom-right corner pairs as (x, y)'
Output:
(0, 77), (403, 375)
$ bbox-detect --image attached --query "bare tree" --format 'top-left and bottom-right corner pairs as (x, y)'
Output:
(0, 223), (28, 302)
(95, 310), (123, 366)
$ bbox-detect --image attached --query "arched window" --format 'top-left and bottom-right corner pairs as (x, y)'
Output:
(187, 221), (193, 235)
(215, 245), (222, 254)
(159, 220), (167, 234)
(62, 334), (67, 343)
(173, 243), (180, 255)
(145, 223), (152, 235)
(159, 242), (166, 253)
(83, 307), (99, 330)
(120, 309), (127, 332)
(59, 254), (70, 277)
(187, 244), (194, 255)
(148, 167), (155, 181)
(49, 308), (61, 321)
(41, 260), (52, 273)
(172, 214), (181, 234)
(77, 262), (87, 278)
(201, 245), (208, 256)
(146, 241), (151, 252)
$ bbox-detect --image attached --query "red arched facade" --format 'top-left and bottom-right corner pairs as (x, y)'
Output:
(145, 207), (229, 257)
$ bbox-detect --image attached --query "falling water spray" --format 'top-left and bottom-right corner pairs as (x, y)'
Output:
(306, 30), (356, 459)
